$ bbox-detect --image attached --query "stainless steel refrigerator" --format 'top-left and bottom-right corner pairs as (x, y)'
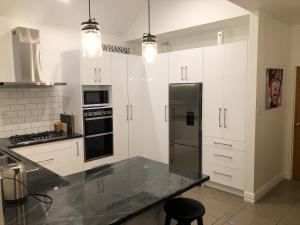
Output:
(169, 83), (202, 173)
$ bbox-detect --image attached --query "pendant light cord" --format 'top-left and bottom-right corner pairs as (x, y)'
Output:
(89, 0), (91, 20)
(148, 0), (151, 34)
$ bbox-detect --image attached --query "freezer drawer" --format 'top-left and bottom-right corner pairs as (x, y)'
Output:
(170, 143), (201, 173)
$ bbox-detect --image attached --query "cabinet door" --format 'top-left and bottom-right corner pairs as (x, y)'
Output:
(97, 52), (112, 85)
(128, 55), (143, 158)
(71, 138), (84, 174)
(112, 53), (129, 162)
(185, 48), (203, 83)
(143, 53), (169, 164)
(203, 45), (224, 139)
(169, 50), (186, 83)
(222, 41), (247, 141)
(169, 48), (203, 83)
(80, 57), (98, 85)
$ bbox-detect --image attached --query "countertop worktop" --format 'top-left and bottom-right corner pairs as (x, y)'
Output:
(3, 156), (209, 225)
(0, 132), (83, 149)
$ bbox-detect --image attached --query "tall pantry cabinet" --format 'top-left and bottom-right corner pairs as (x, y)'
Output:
(112, 54), (143, 161)
(202, 41), (247, 191)
(142, 53), (169, 164)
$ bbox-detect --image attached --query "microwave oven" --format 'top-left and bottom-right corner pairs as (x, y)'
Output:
(82, 89), (109, 108)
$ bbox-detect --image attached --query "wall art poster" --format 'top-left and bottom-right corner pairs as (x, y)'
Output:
(265, 68), (283, 110)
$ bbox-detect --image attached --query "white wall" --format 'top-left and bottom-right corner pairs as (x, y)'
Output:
(125, 0), (249, 41)
(254, 12), (290, 191)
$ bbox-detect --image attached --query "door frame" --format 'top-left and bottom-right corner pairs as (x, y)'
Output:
(290, 66), (300, 179)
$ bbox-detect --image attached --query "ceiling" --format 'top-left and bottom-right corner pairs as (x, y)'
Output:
(0, 0), (144, 37)
(228, 0), (300, 25)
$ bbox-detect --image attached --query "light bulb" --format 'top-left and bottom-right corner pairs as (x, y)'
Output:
(81, 29), (103, 57)
(142, 41), (157, 64)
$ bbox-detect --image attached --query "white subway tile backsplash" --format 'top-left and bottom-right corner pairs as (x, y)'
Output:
(0, 87), (63, 137)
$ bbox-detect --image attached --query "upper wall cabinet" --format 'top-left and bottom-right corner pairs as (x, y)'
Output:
(169, 48), (203, 83)
(80, 52), (112, 85)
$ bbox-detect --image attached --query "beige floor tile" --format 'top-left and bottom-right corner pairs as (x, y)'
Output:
(224, 208), (276, 225)
(190, 214), (218, 225)
(184, 186), (244, 219)
(278, 202), (300, 225)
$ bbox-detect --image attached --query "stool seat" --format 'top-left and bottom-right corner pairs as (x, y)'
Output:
(164, 198), (205, 225)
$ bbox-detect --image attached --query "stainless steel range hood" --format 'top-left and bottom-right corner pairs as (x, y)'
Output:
(0, 27), (66, 87)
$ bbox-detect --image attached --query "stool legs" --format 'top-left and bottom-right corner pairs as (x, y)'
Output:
(197, 218), (203, 225)
(165, 215), (171, 225)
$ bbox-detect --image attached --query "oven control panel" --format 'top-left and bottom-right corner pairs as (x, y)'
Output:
(83, 107), (113, 118)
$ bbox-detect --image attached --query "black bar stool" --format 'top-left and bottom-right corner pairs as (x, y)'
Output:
(164, 197), (205, 225)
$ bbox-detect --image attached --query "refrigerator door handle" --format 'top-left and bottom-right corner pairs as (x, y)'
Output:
(130, 105), (133, 120)
(219, 108), (222, 128)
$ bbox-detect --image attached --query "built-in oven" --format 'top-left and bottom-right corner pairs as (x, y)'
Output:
(83, 107), (113, 162)
(82, 89), (110, 108)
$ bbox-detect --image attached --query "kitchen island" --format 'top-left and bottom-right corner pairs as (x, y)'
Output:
(4, 156), (209, 225)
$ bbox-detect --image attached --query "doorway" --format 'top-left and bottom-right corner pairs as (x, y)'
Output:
(293, 67), (300, 179)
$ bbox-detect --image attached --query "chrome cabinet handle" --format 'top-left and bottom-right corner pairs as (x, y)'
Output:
(185, 66), (188, 81)
(98, 68), (102, 83)
(181, 66), (184, 81)
(219, 108), (222, 128)
(224, 108), (227, 128)
(213, 171), (232, 178)
(214, 153), (233, 159)
(164, 105), (168, 122)
(37, 158), (54, 165)
(296, 122), (300, 127)
(130, 105), (133, 120)
(126, 105), (129, 121)
(94, 68), (97, 83)
(213, 142), (233, 147)
(76, 142), (79, 157)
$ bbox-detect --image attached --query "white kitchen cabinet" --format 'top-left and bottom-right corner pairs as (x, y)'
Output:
(203, 41), (247, 142)
(222, 42), (247, 141)
(112, 54), (143, 160)
(112, 53), (129, 162)
(203, 41), (247, 191)
(203, 45), (224, 139)
(169, 48), (203, 83)
(128, 55), (143, 158)
(80, 52), (112, 85)
(142, 53), (169, 164)
(12, 138), (84, 176)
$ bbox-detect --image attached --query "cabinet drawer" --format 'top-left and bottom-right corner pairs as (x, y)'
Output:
(12, 139), (79, 156)
(203, 163), (244, 190)
(27, 148), (71, 171)
(203, 145), (244, 170)
(203, 137), (245, 151)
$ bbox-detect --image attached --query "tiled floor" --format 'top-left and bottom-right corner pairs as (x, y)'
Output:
(183, 179), (300, 225)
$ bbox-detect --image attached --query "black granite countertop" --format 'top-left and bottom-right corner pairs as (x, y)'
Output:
(4, 157), (209, 225)
(0, 133), (83, 149)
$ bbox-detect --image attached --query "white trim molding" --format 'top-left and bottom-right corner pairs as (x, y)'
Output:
(244, 172), (285, 203)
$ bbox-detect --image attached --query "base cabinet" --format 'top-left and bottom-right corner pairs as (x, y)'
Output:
(12, 138), (84, 176)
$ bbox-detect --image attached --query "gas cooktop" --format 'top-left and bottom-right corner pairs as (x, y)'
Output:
(9, 131), (64, 146)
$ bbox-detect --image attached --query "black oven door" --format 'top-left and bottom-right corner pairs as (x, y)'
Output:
(83, 90), (109, 106)
(85, 134), (113, 161)
(84, 117), (113, 136)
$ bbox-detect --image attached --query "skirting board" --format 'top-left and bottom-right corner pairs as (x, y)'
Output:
(203, 181), (244, 197)
(244, 172), (285, 203)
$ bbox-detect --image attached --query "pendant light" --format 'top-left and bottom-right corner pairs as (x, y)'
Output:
(142, 0), (157, 64)
(81, 0), (103, 57)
